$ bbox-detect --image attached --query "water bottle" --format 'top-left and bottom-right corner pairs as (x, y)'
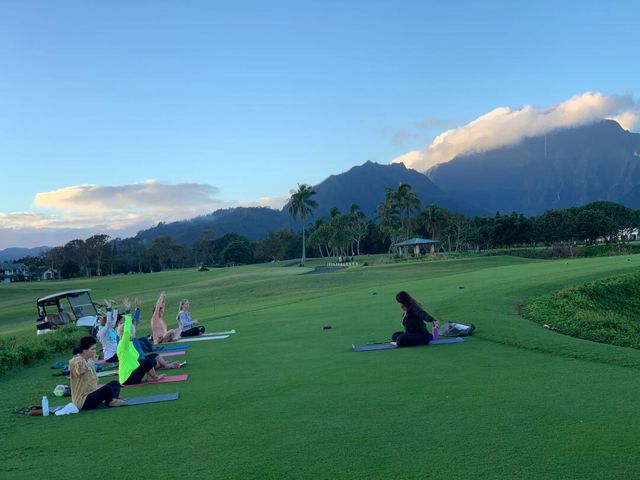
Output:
(42, 396), (49, 416)
(432, 320), (439, 340)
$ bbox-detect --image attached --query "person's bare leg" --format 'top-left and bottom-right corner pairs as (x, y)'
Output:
(146, 368), (165, 381)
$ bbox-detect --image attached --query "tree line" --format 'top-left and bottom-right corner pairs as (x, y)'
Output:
(15, 182), (640, 279)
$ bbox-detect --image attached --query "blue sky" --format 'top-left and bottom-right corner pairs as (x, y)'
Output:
(1, 0), (639, 248)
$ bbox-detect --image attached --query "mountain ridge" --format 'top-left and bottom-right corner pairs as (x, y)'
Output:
(427, 120), (640, 215)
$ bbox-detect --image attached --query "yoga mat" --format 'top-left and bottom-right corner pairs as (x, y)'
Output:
(123, 392), (179, 405)
(146, 351), (186, 358)
(123, 374), (189, 387)
(353, 337), (464, 352)
(202, 329), (236, 336)
(98, 349), (188, 364)
(50, 393), (181, 412)
(152, 344), (192, 351)
(97, 360), (186, 378)
(176, 335), (229, 343)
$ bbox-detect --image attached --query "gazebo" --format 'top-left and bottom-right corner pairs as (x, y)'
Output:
(392, 237), (439, 256)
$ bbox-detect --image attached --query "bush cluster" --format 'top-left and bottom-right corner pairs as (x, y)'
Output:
(0, 325), (85, 375)
(521, 272), (640, 349)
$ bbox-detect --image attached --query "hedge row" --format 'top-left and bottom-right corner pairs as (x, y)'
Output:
(483, 243), (640, 260)
(0, 326), (85, 375)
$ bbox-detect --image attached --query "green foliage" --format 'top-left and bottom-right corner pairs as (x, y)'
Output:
(522, 272), (640, 348)
(584, 243), (640, 257)
(222, 240), (254, 265)
(483, 245), (585, 259)
(0, 325), (84, 374)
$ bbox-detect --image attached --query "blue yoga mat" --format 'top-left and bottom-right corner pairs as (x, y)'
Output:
(152, 344), (191, 351)
(352, 337), (464, 352)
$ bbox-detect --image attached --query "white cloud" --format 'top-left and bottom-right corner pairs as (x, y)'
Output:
(0, 180), (290, 249)
(34, 180), (224, 213)
(393, 92), (640, 171)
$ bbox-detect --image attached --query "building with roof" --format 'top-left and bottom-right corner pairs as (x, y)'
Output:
(391, 238), (439, 256)
(0, 262), (31, 282)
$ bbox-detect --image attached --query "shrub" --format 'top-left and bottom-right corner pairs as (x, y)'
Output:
(584, 243), (640, 257)
(0, 325), (85, 375)
(521, 272), (640, 349)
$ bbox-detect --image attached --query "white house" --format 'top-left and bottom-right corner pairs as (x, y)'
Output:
(620, 228), (640, 241)
(35, 266), (56, 280)
(0, 262), (30, 282)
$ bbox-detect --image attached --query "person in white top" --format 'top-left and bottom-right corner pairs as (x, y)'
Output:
(96, 299), (119, 362)
(176, 299), (205, 337)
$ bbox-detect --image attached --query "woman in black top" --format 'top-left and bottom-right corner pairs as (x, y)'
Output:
(391, 291), (437, 347)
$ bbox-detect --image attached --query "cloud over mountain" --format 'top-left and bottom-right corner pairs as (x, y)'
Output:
(0, 180), (291, 248)
(393, 92), (640, 171)
(34, 180), (224, 212)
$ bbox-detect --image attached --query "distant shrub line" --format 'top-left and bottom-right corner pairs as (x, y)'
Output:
(482, 243), (640, 260)
(521, 272), (640, 349)
(0, 326), (84, 375)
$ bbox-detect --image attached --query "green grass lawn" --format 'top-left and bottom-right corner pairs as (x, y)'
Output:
(2, 255), (640, 479)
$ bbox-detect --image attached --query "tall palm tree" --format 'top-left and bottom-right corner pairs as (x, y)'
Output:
(392, 183), (421, 239)
(288, 183), (318, 266)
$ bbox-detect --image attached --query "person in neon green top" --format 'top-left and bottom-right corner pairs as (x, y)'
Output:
(117, 313), (165, 385)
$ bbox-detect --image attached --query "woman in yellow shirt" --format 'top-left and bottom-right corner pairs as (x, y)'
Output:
(69, 336), (124, 410)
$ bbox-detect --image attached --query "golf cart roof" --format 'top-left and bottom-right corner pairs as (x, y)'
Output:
(37, 289), (92, 304)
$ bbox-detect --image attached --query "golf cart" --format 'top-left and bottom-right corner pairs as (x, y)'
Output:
(36, 289), (101, 336)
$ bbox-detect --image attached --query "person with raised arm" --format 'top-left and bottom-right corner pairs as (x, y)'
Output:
(96, 299), (119, 363)
(117, 297), (183, 383)
(150, 292), (181, 344)
(117, 300), (166, 385)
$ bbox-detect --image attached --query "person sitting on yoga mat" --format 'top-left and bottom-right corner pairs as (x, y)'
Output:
(151, 292), (181, 344)
(69, 336), (124, 409)
(118, 311), (167, 385)
(96, 299), (119, 363)
(117, 298), (183, 381)
(390, 291), (437, 347)
(176, 299), (205, 337)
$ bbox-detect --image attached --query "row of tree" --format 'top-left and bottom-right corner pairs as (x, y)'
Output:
(16, 182), (640, 279)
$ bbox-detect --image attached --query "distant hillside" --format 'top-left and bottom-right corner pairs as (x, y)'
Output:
(295, 161), (485, 218)
(136, 207), (293, 245)
(0, 246), (50, 262)
(427, 120), (640, 215)
(135, 162), (485, 245)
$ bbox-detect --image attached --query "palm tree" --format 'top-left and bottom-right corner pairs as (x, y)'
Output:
(288, 183), (318, 266)
(377, 193), (402, 252)
(348, 204), (367, 256)
(389, 183), (421, 239)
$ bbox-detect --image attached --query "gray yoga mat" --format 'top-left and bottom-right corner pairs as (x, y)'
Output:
(352, 337), (464, 352)
(122, 392), (180, 405)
